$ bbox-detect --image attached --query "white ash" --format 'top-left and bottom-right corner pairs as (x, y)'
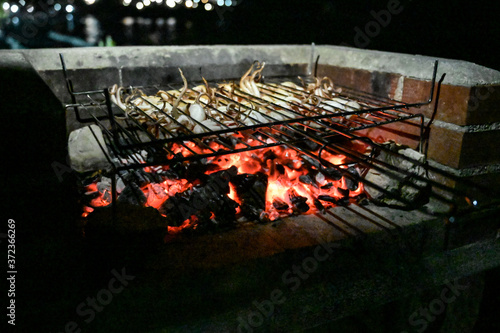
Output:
(116, 177), (126, 193)
(119, 150), (149, 166)
(365, 143), (430, 209)
(94, 174), (127, 197)
(97, 176), (112, 193)
(68, 125), (111, 173)
(315, 172), (326, 185)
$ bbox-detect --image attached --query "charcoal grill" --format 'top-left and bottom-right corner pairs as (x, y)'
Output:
(3, 45), (499, 332)
(60, 52), (493, 227)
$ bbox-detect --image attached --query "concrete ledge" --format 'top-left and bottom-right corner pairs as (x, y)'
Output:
(315, 45), (500, 87)
(165, 239), (500, 333)
(6, 45), (499, 86)
(81, 203), (500, 332)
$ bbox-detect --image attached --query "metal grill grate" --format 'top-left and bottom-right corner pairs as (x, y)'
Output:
(60, 54), (496, 222)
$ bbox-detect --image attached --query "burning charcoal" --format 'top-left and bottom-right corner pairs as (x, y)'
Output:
(92, 177), (113, 203)
(168, 160), (188, 179)
(296, 140), (321, 151)
(243, 205), (266, 222)
(337, 197), (350, 206)
(347, 166), (360, 177)
(313, 198), (326, 214)
(204, 163), (221, 173)
(185, 160), (210, 181)
(159, 193), (193, 226)
(321, 182), (334, 190)
(120, 170), (150, 188)
(215, 135), (239, 148)
(146, 150), (169, 165)
(208, 196), (240, 230)
(300, 155), (321, 169)
(196, 167), (236, 202)
(218, 196), (240, 223)
(299, 174), (319, 188)
(189, 185), (238, 230)
(299, 155), (343, 181)
(285, 161), (300, 170)
(263, 150), (278, 161)
(136, 171), (152, 187)
(324, 167), (343, 180)
(248, 153), (264, 166)
(345, 166), (360, 191)
(345, 177), (358, 191)
(82, 191), (100, 206)
(149, 170), (166, 184)
(259, 211), (271, 223)
(102, 190), (112, 203)
(272, 198), (289, 211)
(191, 184), (219, 209)
(117, 182), (147, 206)
(275, 163), (285, 175)
(337, 187), (350, 198)
(318, 195), (337, 204)
(289, 192), (309, 213)
(251, 174), (268, 200)
(205, 166), (238, 194)
(82, 175), (100, 187)
(283, 128), (320, 152)
(160, 166), (240, 230)
(281, 127), (302, 140)
(356, 194), (370, 206)
(231, 172), (268, 221)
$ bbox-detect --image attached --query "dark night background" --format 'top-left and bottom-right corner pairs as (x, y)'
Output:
(1, 0), (500, 332)
(1, 0), (499, 70)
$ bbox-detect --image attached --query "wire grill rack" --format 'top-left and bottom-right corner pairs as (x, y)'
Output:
(61, 54), (494, 221)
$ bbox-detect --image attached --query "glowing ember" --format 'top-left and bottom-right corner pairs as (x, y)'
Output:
(144, 179), (192, 210)
(82, 138), (366, 228)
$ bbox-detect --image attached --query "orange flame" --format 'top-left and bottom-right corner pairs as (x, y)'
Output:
(82, 138), (366, 224)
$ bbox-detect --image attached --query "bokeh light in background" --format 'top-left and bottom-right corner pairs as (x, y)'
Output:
(0, 0), (498, 72)
(0, 0), (241, 47)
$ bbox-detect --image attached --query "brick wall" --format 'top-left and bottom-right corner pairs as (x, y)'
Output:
(318, 64), (500, 174)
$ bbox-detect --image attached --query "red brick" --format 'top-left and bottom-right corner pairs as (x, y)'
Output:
(402, 79), (471, 126)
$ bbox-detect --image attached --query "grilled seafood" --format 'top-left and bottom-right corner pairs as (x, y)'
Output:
(109, 62), (361, 138)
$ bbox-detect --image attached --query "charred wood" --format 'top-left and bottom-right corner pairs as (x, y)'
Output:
(231, 172), (268, 221)
(289, 191), (310, 213)
(117, 182), (147, 206)
(272, 198), (290, 211)
(299, 174), (319, 188)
